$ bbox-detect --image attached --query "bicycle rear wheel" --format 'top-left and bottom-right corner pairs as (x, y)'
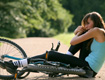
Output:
(0, 38), (27, 79)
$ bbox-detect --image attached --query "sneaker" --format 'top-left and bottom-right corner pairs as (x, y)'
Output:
(0, 60), (5, 69)
(79, 67), (94, 78)
(4, 60), (18, 74)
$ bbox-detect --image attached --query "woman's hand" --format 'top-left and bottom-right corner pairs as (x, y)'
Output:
(74, 26), (86, 35)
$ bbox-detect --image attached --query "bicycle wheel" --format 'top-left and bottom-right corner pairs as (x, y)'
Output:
(27, 64), (86, 76)
(0, 38), (27, 79)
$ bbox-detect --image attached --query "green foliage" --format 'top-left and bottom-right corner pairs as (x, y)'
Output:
(59, 0), (105, 31)
(0, 0), (29, 38)
(0, 0), (73, 38)
(2, 0), (105, 38)
(27, 0), (73, 37)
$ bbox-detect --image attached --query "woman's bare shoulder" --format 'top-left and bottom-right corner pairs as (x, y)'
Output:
(89, 27), (104, 33)
(86, 28), (99, 35)
(92, 27), (100, 31)
(92, 28), (105, 42)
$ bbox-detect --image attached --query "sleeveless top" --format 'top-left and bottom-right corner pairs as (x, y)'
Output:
(85, 39), (105, 73)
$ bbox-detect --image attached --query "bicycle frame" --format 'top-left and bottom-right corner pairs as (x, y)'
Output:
(2, 54), (22, 60)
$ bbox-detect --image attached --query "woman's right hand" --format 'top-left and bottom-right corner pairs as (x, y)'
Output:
(74, 26), (86, 35)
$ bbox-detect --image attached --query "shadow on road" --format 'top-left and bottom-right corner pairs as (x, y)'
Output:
(21, 74), (96, 80)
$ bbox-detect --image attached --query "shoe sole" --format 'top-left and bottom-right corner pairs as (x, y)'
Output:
(0, 61), (5, 69)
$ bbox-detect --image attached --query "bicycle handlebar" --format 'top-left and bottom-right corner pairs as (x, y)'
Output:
(55, 41), (60, 51)
(50, 41), (60, 51)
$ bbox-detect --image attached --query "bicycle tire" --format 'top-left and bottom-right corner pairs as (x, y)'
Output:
(0, 38), (27, 79)
(27, 64), (86, 75)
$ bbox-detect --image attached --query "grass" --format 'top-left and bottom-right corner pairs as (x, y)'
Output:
(0, 32), (75, 47)
(53, 32), (74, 46)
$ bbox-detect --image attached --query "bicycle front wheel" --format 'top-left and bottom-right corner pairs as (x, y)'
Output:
(0, 38), (27, 79)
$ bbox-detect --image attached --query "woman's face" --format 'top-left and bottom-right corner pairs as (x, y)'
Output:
(84, 18), (94, 30)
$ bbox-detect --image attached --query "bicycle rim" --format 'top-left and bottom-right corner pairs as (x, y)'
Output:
(0, 38), (27, 79)
(28, 64), (86, 75)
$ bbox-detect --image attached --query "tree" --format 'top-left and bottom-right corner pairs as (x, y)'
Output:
(27, 0), (73, 37)
(59, 0), (105, 31)
(0, 0), (73, 38)
(0, 0), (28, 38)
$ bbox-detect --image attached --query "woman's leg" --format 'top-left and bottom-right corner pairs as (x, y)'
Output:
(68, 39), (91, 61)
(48, 51), (89, 67)
(67, 42), (83, 55)
(79, 39), (91, 60)
(28, 51), (89, 68)
(5, 49), (89, 69)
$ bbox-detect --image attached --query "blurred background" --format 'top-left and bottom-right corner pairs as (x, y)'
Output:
(0, 0), (105, 39)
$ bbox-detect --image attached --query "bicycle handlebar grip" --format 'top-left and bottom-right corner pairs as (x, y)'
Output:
(55, 41), (60, 51)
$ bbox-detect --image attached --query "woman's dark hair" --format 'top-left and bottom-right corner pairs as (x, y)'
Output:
(81, 12), (105, 29)
(81, 12), (105, 50)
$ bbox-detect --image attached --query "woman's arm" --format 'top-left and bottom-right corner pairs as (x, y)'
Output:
(70, 28), (98, 45)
